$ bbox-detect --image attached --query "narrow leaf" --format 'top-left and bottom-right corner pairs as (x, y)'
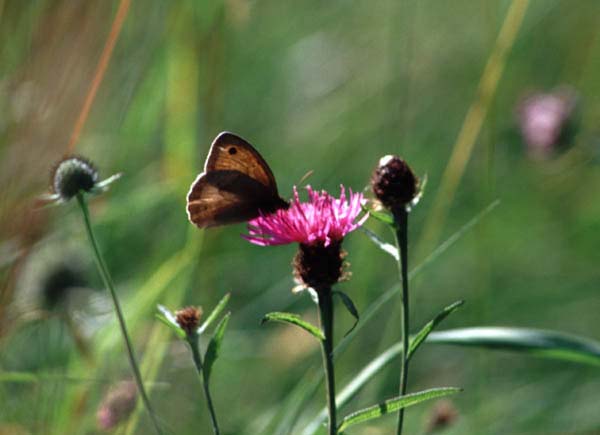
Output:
(407, 300), (464, 360)
(156, 305), (185, 339)
(359, 227), (399, 260)
(198, 293), (231, 335)
(361, 204), (395, 226)
(337, 388), (461, 432)
(204, 312), (231, 381)
(261, 312), (324, 341)
(333, 291), (360, 336)
(427, 327), (600, 366)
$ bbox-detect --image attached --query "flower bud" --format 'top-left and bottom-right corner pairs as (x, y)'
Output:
(293, 242), (346, 292)
(371, 155), (418, 213)
(175, 306), (203, 335)
(51, 156), (98, 202)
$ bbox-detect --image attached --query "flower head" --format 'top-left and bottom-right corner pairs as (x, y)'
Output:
(45, 155), (121, 204)
(244, 186), (366, 247)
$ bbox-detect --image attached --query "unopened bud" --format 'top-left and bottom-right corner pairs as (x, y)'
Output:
(371, 155), (418, 213)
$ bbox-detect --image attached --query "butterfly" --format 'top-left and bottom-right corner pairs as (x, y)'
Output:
(186, 132), (289, 228)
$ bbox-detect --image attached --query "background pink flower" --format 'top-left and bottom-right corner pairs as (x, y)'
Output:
(244, 185), (366, 247)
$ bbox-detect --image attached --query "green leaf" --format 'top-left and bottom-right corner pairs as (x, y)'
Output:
(361, 204), (395, 226)
(198, 293), (230, 335)
(427, 327), (600, 366)
(156, 305), (185, 339)
(333, 291), (359, 336)
(407, 300), (464, 360)
(203, 312), (231, 381)
(261, 312), (324, 341)
(359, 227), (399, 260)
(337, 388), (461, 432)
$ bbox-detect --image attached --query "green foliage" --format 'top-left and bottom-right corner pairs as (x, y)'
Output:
(337, 388), (461, 432)
(359, 227), (399, 260)
(332, 291), (359, 336)
(156, 304), (186, 339)
(427, 327), (600, 366)
(198, 293), (231, 335)
(408, 300), (464, 360)
(204, 313), (231, 382)
(362, 205), (396, 227)
(261, 312), (325, 341)
(302, 300), (463, 434)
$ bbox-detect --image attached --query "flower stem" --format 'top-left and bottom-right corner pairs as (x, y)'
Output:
(317, 289), (337, 435)
(393, 207), (410, 435)
(188, 335), (221, 435)
(76, 194), (162, 435)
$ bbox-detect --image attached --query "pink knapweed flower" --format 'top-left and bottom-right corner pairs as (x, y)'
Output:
(244, 185), (366, 247)
(517, 88), (577, 158)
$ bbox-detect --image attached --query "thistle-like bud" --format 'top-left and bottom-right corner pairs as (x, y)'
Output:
(51, 156), (99, 202)
(175, 306), (203, 335)
(45, 155), (121, 204)
(293, 242), (346, 293)
(371, 155), (418, 214)
(96, 380), (137, 431)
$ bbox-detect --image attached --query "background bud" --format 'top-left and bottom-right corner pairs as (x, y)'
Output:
(517, 87), (578, 158)
(51, 156), (98, 202)
(96, 380), (138, 431)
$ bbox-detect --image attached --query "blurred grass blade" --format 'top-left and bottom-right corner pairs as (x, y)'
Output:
(359, 227), (399, 260)
(0, 372), (105, 384)
(408, 300), (464, 360)
(427, 327), (600, 366)
(333, 291), (360, 336)
(198, 293), (231, 335)
(261, 312), (325, 341)
(204, 313), (231, 381)
(337, 388), (461, 432)
(156, 305), (185, 339)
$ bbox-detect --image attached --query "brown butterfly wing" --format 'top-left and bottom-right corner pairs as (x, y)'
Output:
(205, 132), (279, 195)
(186, 132), (288, 228)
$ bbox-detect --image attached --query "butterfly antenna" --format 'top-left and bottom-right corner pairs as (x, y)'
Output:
(297, 170), (314, 186)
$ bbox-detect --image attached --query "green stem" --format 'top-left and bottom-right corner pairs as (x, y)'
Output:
(76, 194), (163, 435)
(393, 207), (410, 435)
(188, 335), (221, 435)
(317, 289), (337, 435)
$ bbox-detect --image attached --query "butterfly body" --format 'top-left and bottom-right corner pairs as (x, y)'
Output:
(187, 132), (288, 228)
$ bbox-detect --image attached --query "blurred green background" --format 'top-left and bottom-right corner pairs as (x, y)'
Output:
(1, 0), (600, 434)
